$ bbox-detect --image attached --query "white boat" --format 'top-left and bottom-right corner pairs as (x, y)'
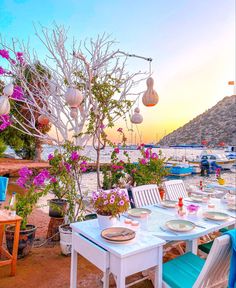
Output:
(188, 150), (235, 170)
(225, 146), (236, 159)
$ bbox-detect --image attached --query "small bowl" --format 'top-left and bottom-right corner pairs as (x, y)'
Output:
(187, 204), (200, 214)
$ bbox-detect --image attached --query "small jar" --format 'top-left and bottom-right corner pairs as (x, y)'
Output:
(131, 220), (140, 231)
(208, 203), (215, 209)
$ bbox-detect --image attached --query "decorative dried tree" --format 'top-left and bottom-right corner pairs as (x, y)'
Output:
(0, 24), (150, 186)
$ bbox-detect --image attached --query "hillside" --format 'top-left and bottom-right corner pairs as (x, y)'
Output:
(159, 95), (236, 146)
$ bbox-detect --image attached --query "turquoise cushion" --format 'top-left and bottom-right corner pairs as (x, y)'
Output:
(163, 252), (205, 288)
(220, 227), (230, 233)
(198, 241), (214, 254)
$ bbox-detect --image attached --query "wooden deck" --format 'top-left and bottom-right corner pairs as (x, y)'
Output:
(0, 158), (111, 176)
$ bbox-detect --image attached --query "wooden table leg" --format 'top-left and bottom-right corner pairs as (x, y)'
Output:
(0, 224), (4, 247)
(10, 220), (21, 276)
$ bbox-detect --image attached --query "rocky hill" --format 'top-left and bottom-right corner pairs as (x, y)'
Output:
(159, 95), (236, 146)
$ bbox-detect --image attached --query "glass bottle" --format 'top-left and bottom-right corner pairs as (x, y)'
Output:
(9, 192), (17, 217)
(177, 197), (185, 217)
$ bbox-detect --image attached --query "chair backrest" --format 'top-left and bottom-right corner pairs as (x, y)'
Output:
(130, 184), (161, 207)
(0, 176), (9, 202)
(193, 234), (231, 288)
(163, 179), (188, 201)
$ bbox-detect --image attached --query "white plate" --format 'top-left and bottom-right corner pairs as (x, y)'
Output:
(165, 220), (195, 232)
(127, 208), (151, 218)
(204, 211), (230, 221)
(161, 200), (177, 208)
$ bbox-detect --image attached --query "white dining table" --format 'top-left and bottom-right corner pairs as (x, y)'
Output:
(70, 219), (165, 288)
(145, 198), (236, 254)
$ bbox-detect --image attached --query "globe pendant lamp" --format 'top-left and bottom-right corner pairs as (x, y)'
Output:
(0, 96), (11, 115)
(38, 115), (50, 125)
(131, 107), (143, 124)
(3, 83), (14, 97)
(65, 87), (83, 108)
(142, 77), (159, 107)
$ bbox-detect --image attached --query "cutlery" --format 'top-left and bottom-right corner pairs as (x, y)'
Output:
(106, 230), (132, 238)
(159, 226), (178, 235)
(153, 204), (168, 210)
(193, 223), (206, 229)
(202, 219), (221, 225)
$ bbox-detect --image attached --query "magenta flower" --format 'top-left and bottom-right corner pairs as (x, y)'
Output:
(0, 49), (9, 59)
(0, 114), (11, 131)
(71, 151), (79, 161)
(100, 123), (106, 130)
(64, 162), (71, 172)
(117, 127), (123, 132)
(48, 154), (54, 161)
(18, 167), (33, 178)
(33, 169), (50, 187)
(11, 85), (24, 100)
(145, 149), (150, 159)
(114, 147), (119, 154)
(140, 158), (148, 165)
(16, 52), (24, 65)
(16, 177), (27, 188)
(0, 66), (5, 75)
(50, 177), (57, 183)
(151, 152), (158, 159)
(131, 169), (137, 174)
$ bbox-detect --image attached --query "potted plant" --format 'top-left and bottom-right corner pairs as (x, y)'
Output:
(5, 167), (50, 258)
(46, 142), (90, 255)
(92, 188), (130, 229)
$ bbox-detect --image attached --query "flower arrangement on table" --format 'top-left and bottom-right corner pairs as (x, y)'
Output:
(92, 188), (130, 218)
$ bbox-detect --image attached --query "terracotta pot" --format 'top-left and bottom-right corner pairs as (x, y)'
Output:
(49, 198), (67, 218)
(5, 224), (37, 259)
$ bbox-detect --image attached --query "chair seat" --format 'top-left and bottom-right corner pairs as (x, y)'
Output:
(163, 252), (205, 288)
(198, 240), (213, 254)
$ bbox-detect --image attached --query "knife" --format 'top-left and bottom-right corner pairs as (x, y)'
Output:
(159, 226), (179, 235)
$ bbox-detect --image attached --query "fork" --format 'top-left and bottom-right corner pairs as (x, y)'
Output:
(159, 226), (179, 235)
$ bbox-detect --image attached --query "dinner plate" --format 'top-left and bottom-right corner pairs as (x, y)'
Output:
(101, 227), (135, 242)
(161, 200), (177, 208)
(204, 211), (230, 221)
(127, 208), (152, 218)
(227, 205), (236, 211)
(165, 219), (195, 232)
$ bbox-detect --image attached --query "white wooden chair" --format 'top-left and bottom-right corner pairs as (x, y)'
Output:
(131, 184), (185, 256)
(162, 234), (231, 288)
(130, 184), (162, 207)
(163, 179), (188, 201)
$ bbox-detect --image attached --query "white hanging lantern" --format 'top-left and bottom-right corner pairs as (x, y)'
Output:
(3, 83), (14, 97)
(142, 77), (159, 107)
(131, 107), (143, 124)
(70, 107), (78, 119)
(0, 96), (11, 115)
(38, 115), (50, 125)
(65, 88), (83, 108)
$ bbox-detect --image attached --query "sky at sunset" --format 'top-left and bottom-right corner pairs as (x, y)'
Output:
(0, 0), (235, 144)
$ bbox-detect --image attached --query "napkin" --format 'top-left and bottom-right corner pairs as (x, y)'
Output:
(0, 176), (8, 202)
(224, 229), (236, 288)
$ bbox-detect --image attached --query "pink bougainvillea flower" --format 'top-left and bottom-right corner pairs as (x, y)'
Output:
(145, 149), (150, 159)
(11, 85), (24, 100)
(71, 151), (79, 161)
(151, 152), (158, 159)
(117, 127), (123, 132)
(0, 66), (5, 75)
(50, 177), (57, 183)
(100, 123), (106, 130)
(48, 154), (54, 161)
(0, 49), (9, 59)
(16, 177), (27, 188)
(16, 52), (24, 65)
(18, 167), (33, 178)
(33, 169), (51, 186)
(64, 162), (71, 172)
(114, 147), (119, 154)
(140, 158), (148, 165)
(0, 114), (11, 131)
